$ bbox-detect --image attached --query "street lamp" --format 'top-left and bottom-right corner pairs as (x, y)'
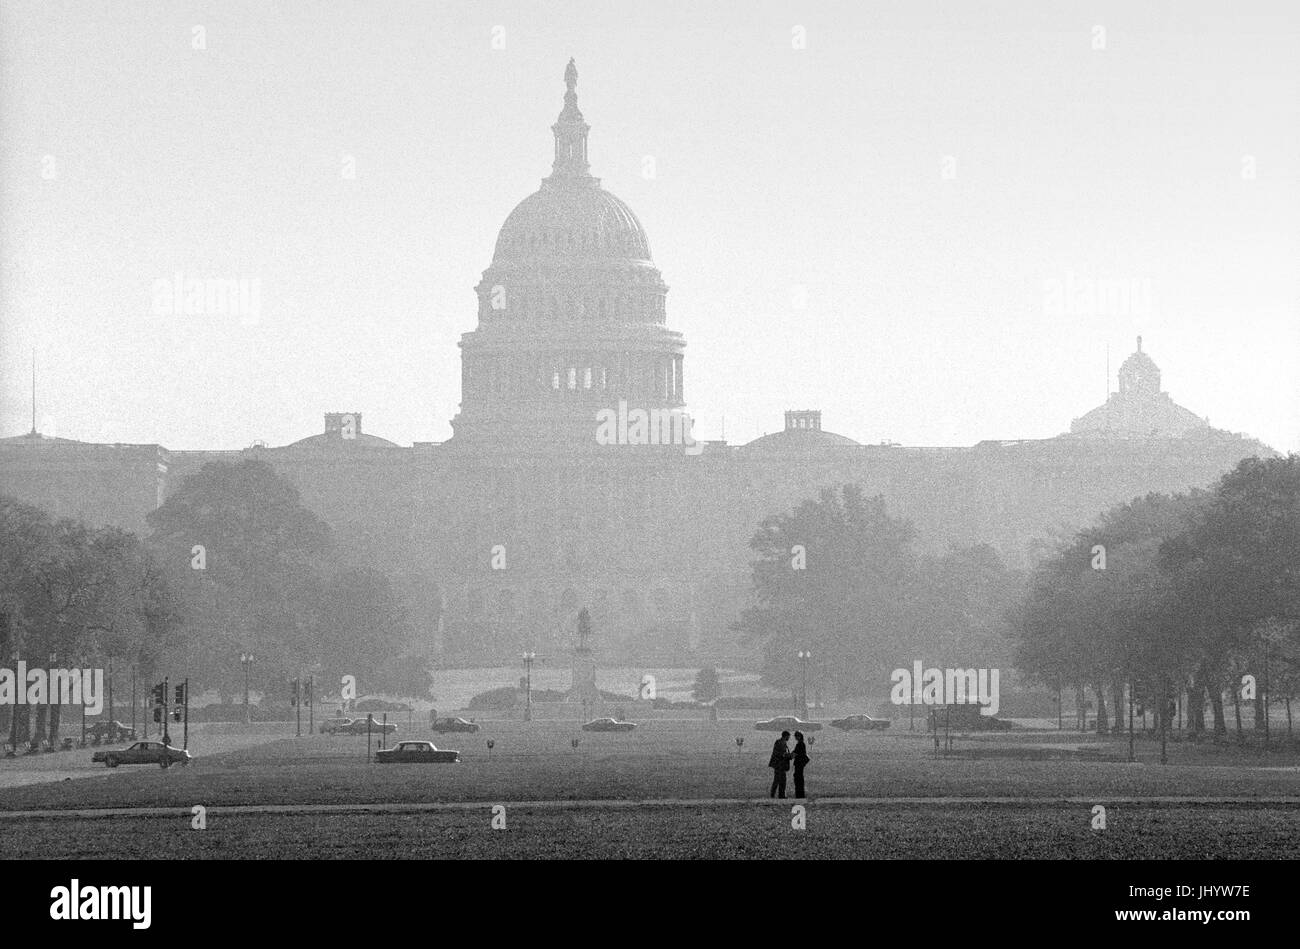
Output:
(240, 653), (255, 724)
(522, 652), (536, 722)
(796, 650), (811, 719)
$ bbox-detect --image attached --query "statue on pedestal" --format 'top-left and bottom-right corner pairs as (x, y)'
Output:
(567, 607), (601, 718)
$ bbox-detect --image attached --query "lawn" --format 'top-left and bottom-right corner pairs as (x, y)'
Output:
(3, 804), (1298, 859)
(0, 721), (1295, 858)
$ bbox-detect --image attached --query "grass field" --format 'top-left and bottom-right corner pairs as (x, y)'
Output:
(1, 720), (1297, 858)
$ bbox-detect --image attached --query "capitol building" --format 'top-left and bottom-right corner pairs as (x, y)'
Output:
(0, 62), (1269, 665)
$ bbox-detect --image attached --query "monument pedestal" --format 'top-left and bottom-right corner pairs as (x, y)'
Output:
(567, 646), (601, 717)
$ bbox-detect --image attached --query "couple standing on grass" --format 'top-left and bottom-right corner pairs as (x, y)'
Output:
(767, 730), (810, 799)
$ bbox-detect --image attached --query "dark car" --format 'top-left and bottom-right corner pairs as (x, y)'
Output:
(754, 716), (823, 732)
(86, 720), (136, 743)
(829, 714), (891, 731)
(431, 717), (480, 734)
(92, 740), (191, 769)
(373, 740), (460, 764)
(581, 718), (637, 732)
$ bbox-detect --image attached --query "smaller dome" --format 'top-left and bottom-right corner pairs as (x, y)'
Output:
(744, 410), (859, 449)
(744, 428), (861, 449)
(282, 432), (400, 450)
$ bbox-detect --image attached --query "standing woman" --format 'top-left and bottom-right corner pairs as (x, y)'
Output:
(792, 730), (810, 798)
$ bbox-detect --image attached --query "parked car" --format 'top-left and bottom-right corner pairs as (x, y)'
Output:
(86, 720), (136, 743)
(319, 718), (355, 735)
(92, 741), (191, 769)
(829, 714), (891, 731)
(754, 716), (823, 732)
(321, 717), (398, 736)
(340, 716), (398, 736)
(581, 718), (637, 732)
(373, 740), (460, 764)
(431, 717), (480, 734)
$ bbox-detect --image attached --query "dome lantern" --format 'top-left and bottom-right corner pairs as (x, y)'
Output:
(550, 57), (592, 181)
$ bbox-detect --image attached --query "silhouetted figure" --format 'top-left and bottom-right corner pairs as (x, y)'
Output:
(791, 731), (810, 798)
(768, 730), (791, 798)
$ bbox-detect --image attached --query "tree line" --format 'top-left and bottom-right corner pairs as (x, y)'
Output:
(1011, 455), (1299, 744)
(737, 456), (1299, 740)
(0, 460), (426, 747)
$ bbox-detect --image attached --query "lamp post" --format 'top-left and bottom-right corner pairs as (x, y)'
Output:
(240, 653), (255, 724)
(796, 650), (811, 719)
(522, 651), (536, 722)
(48, 652), (56, 751)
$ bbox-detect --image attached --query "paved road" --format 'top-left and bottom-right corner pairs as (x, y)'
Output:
(0, 724), (294, 789)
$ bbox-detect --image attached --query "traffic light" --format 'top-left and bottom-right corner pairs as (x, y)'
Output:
(151, 683), (166, 707)
(171, 708), (183, 722)
(153, 706), (163, 723)
(290, 678), (300, 707)
(174, 683), (186, 705)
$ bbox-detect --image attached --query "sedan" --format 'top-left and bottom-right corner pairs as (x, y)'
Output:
(374, 740), (460, 764)
(93, 741), (192, 769)
(86, 721), (136, 743)
(754, 716), (823, 732)
(581, 718), (637, 732)
(829, 714), (892, 731)
(330, 717), (398, 736)
(431, 717), (481, 734)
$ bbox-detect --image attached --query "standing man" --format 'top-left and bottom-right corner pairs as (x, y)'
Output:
(791, 730), (810, 798)
(768, 730), (792, 798)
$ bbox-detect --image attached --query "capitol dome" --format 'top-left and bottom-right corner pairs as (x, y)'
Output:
(490, 57), (652, 266)
(453, 60), (685, 449)
(493, 183), (652, 263)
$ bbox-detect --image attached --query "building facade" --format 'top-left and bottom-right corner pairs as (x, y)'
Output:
(0, 63), (1271, 666)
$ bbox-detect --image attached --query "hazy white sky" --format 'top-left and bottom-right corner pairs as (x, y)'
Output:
(2, 0), (1297, 451)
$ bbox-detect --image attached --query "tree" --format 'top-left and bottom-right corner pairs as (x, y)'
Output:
(735, 485), (920, 696)
(692, 666), (721, 703)
(1012, 490), (1211, 739)
(1170, 456), (1300, 736)
(0, 497), (183, 745)
(147, 460), (333, 691)
(314, 567), (416, 691)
